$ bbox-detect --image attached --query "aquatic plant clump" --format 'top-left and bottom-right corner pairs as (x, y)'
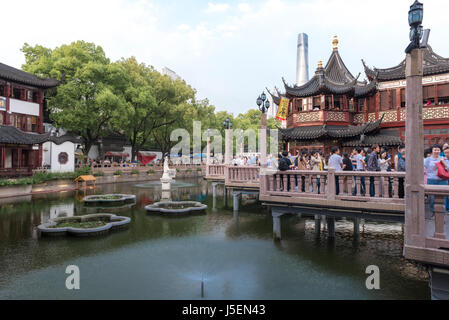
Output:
(83, 194), (136, 206)
(37, 214), (131, 237)
(145, 201), (207, 216)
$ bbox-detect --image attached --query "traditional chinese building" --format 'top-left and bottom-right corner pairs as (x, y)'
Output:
(0, 63), (59, 177)
(270, 35), (449, 156)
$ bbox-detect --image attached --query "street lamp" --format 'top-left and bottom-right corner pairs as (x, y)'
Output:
(405, 1), (428, 54)
(257, 92), (270, 114)
(223, 117), (233, 130)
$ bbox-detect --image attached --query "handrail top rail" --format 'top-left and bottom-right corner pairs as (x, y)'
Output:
(266, 170), (406, 177)
(425, 184), (449, 195)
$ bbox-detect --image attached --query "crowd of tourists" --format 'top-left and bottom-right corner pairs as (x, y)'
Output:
(276, 145), (406, 197)
(273, 142), (449, 213)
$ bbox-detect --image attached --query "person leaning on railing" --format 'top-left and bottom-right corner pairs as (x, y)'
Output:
(328, 146), (344, 196)
(310, 150), (323, 194)
(424, 145), (445, 215)
(279, 151), (293, 191)
(367, 145), (381, 197)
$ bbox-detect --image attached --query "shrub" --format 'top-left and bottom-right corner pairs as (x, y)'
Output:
(176, 169), (180, 173)
(197, 168), (202, 172)
(131, 169), (140, 175)
(94, 171), (105, 177)
(147, 169), (155, 174)
(113, 170), (122, 176)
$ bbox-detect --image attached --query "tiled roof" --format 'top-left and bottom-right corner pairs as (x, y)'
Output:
(48, 135), (81, 145)
(280, 116), (384, 141)
(0, 125), (50, 145)
(342, 134), (403, 147)
(363, 45), (449, 81)
(280, 49), (377, 99)
(0, 63), (59, 89)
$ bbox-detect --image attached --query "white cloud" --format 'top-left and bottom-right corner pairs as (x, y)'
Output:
(1, 0), (449, 115)
(238, 3), (251, 12)
(204, 2), (230, 13)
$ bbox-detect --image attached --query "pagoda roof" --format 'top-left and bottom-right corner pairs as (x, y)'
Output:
(0, 63), (60, 89)
(280, 37), (377, 99)
(280, 115), (383, 141)
(342, 134), (402, 147)
(0, 125), (50, 145)
(363, 45), (449, 82)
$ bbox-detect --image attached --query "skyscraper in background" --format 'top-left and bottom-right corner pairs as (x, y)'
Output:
(296, 33), (309, 86)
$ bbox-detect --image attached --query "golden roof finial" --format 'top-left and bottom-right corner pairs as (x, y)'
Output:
(332, 35), (339, 50)
(318, 60), (323, 68)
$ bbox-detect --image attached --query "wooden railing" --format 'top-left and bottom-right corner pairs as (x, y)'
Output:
(225, 166), (260, 185)
(424, 185), (449, 250)
(0, 167), (33, 177)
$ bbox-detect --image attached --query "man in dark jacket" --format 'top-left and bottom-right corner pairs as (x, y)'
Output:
(279, 152), (292, 191)
(367, 144), (381, 197)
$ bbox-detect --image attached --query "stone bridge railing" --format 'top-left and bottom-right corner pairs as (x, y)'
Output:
(225, 166), (260, 185)
(260, 169), (406, 202)
(206, 164), (226, 179)
(422, 185), (449, 251)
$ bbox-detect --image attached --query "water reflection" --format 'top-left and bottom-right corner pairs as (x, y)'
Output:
(0, 178), (429, 300)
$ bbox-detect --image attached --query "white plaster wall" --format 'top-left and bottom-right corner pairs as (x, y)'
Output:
(42, 142), (51, 167)
(9, 99), (40, 116)
(123, 146), (132, 161)
(49, 142), (75, 173)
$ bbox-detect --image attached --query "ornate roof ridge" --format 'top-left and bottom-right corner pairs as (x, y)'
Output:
(363, 45), (449, 81)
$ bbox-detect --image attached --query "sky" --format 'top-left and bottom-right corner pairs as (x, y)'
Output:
(2, 0), (449, 115)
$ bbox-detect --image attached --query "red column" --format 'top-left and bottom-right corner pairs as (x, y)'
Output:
(38, 90), (44, 133)
(1, 146), (4, 169)
(5, 83), (10, 125)
(38, 144), (43, 169)
(395, 88), (402, 108)
(18, 148), (22, 168)
(435, 84), (439, 105)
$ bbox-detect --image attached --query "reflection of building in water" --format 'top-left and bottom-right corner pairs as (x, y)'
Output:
(41, 203), (75, 221)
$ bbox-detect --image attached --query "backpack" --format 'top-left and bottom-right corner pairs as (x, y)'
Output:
(279, 157), (290, 171)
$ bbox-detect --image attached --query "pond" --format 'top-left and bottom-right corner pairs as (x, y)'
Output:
(0, 178), (429, 299)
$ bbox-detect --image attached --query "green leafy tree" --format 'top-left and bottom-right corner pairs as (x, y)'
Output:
(21, 41), (127, 156)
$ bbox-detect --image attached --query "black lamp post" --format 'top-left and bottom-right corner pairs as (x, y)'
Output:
(405, 0), (424, 54)
(256, 92), (270, 114)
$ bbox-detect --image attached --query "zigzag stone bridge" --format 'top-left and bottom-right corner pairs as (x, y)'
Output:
(206, 164), (449, 277)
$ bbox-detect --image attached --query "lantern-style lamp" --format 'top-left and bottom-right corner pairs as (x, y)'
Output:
(408, 0), (423, 27)
(405, 1), (425, 54)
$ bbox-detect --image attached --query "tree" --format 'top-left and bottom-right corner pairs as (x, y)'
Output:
(150, 75), (196, 157)
(113, 57), (193, 161)
(21, 41), (127, 156)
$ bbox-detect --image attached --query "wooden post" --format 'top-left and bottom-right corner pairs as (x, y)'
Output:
(405, 48), (426, 248)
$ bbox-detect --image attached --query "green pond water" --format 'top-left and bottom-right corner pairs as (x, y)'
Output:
(0, 178), (429, 299)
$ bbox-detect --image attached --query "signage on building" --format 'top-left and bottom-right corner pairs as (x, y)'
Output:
(0, 97), (6, 111)
(32, 144), (39, 150)
(276, 98), (289, 121)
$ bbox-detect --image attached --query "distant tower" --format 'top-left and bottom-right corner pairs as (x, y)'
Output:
(296, 33), (309, 86)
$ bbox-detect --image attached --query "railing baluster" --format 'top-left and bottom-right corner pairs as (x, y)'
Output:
(434, 194), (446, 239)
(290, 174), (296, 194)
(394, 177), (400, 199)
